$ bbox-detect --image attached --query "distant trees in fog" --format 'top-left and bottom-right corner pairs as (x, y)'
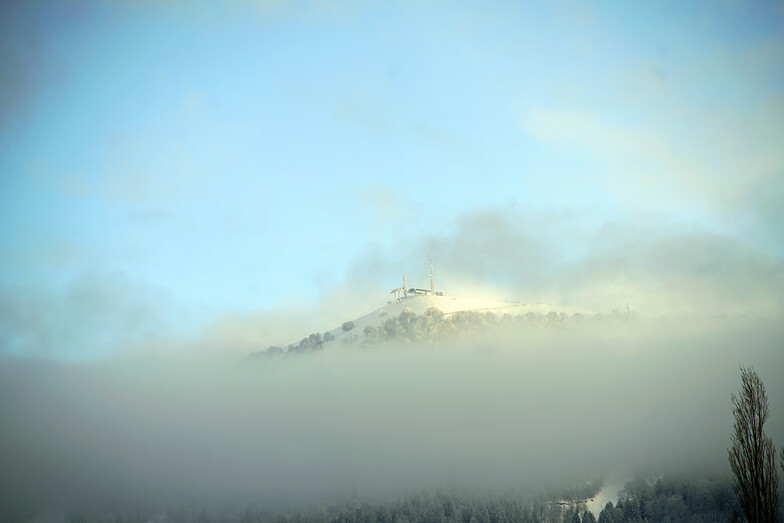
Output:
(356, 306), (599, 348)
(78, 475), (749, 522)
(251, 305), (640, 358)
(287, 332), (323, 353)
(581, 509), (597, 523)
(596, 476), (740, 523)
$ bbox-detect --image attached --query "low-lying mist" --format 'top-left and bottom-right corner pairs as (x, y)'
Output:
(1, 317), (782, 519)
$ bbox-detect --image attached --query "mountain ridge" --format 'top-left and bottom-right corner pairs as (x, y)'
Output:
(247, 294), (595, 358)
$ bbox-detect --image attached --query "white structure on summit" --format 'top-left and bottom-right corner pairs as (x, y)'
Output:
(391, 259), (443, 302)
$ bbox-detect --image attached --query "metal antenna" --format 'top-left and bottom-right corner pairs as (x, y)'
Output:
(430, 258), (434, 295)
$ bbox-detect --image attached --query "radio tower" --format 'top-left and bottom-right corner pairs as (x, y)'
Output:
(430, 258), (434, 295)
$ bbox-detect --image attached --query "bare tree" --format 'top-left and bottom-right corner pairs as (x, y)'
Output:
(728, 367), (778, 523)
(781, 447), (784, 475)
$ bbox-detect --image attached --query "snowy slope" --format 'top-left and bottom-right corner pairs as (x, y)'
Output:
(286, 294), (593, 350)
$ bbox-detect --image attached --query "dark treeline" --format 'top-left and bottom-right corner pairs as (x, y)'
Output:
(68, 492), (580, 523)
(63, 475), (760, 523)
(597, 476), (741, 523)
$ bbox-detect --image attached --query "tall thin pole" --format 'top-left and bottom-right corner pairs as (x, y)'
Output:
(430, 258), (434, 295)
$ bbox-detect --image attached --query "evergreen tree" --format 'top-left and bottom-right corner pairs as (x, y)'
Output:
(623, 497), (640, 522)
(637, 489), (651, 521)
(598, 502), (615, 523)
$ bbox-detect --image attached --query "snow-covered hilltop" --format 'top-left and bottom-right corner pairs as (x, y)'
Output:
(247, 293), (595, 359)
(245, 260), (604, 358)
(332, 293), (592, 343)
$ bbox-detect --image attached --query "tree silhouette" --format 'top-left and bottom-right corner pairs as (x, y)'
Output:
(781, 447), (784, 474)
(728, 367), (778, 523)
(598, 502), (614, 523)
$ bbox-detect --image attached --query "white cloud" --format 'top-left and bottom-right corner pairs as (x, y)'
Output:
(519, 95), (784, 237)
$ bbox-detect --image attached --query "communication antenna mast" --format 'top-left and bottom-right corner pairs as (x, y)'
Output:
(430, 258), (434, 295)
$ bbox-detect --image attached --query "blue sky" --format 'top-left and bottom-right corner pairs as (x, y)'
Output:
(1, 1), (783, 359)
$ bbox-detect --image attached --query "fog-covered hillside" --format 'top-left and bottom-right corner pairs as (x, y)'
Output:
(248, 294), (598, 357)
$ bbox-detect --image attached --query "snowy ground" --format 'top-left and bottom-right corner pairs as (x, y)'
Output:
(585, 478), (627, 517)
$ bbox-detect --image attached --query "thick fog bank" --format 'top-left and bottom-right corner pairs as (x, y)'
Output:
(1, 318), (782, 518)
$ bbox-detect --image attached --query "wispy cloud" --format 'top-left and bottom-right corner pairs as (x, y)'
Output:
(0, 274), (175, 360)
(349, 208), (784, 318)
